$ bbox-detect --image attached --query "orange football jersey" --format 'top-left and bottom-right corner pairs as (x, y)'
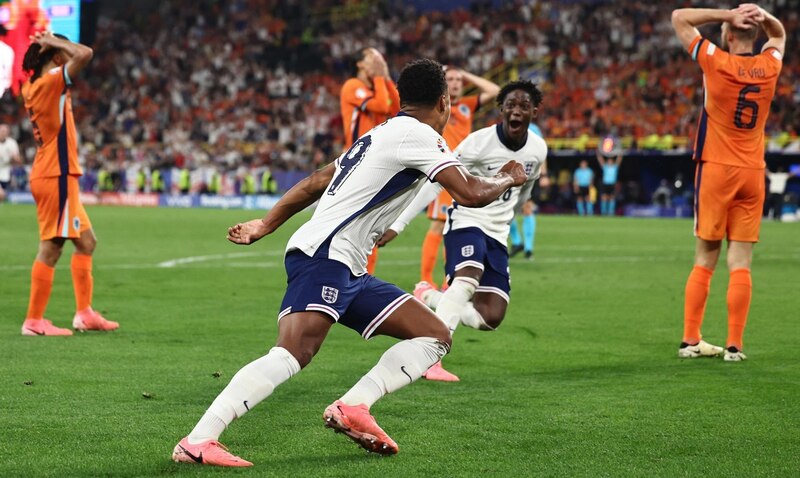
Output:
(442, 95), (479, 150)
(23, 66), (82, 179)
(689, 35), (782, 169)
(340, 76), (400, 149)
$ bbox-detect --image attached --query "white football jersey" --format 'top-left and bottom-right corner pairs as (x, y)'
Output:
(445, 124), (547, 244)
(287, 114), (460, 275)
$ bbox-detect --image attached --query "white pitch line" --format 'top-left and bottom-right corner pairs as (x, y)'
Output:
(1, 252), (798, 272)
(157, 251), (281, 268)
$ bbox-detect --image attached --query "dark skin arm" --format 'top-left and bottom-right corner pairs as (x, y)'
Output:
(227, 163), (336, 244)
(377, 161), (527, 247)
(435, 161), (526, 208)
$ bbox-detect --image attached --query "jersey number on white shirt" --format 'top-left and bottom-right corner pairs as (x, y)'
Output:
(328, 136), (372, 196)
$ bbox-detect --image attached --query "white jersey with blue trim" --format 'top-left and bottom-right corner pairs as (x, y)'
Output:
(445, 123), (547, 245)
(287, 114), (461, 275)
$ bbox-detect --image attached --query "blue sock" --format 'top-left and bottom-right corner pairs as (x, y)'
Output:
(608, 199), (615, 216)
(577, 201), (585, 216)
(587, 202), (594, 215)
(510, 220), (522, 247)
(600, 200), (607, 215)
(523, 214), (535, 253)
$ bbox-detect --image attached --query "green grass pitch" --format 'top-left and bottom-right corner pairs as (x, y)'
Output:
(1, 204), (798, 477)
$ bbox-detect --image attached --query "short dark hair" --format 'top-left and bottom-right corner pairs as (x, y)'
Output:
(350, 48), (367, 76)
(397, 58), (447, 107)
(22, 33), (70, 83)
(497, 80), (543, 108)
(728, 22), (758, 42)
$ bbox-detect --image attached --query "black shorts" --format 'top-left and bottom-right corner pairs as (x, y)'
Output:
(577, 186), (590, 198)
(602, 183), (616, 195)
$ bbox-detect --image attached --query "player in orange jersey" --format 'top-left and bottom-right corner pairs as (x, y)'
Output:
(340, 48), (400, 149)
(19, 32), (118, 336)
(420, 67), (500, 286)
(671, 4), (785, 361)
(340, 47), (400, 274)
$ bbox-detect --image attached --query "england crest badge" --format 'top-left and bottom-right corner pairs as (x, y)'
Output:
(322, 286), (339, 304)
(524, 162), (534, 175)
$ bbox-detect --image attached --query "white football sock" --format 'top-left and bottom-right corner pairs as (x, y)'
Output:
(460, 303), (495, 330)
(188, 346), (300, 444)
(435, 276), (478, 334)
(421, 288), (443, 309)
(339, 337), (449, 407)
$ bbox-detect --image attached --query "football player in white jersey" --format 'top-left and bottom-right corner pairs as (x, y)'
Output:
(172, 59), (528, 467)
(380, 80), (547, 381)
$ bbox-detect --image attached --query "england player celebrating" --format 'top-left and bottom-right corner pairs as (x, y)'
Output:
(380, 80), (547, 381)
(171, 59), (527, 467)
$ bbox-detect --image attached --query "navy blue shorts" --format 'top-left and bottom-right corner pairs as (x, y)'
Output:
(279, 251), (412, 339)
(443, 227), (510, 302)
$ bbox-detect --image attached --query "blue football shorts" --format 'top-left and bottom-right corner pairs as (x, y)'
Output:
(443, 227), (511, 302)
(279, 250), (413, 339)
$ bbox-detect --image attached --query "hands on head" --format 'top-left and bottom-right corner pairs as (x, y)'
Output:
(364, 49), (389, 78)
(732, 3), (766, 29)
(29, 31), (56, 51)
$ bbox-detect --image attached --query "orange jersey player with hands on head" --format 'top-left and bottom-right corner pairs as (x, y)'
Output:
(20, 31), (119, 336)
(340, 47), (400, 274)
(671, 4), (785, 361)
(419, 67), (500, 288)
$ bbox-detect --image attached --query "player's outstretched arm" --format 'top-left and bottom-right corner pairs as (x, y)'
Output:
(436, 161), (527, 208)
(31, 31), (93, 80)
(671, 8), (755, 50)
(227, 163), (335, 245)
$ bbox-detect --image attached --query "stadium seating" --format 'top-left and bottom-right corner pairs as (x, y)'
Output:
(0, 0), (797, 194)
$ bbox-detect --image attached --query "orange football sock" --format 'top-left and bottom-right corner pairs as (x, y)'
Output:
(71, 253), (94, 312)
(726, 268), (752, 350)
(367, 246), (379, 275)
(420, 230), (442, 284)
(683, 265), (713, 344)
(26, 260), (55, 320)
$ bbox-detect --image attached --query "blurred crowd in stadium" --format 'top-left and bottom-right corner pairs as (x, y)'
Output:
(0, 0), (798, 210)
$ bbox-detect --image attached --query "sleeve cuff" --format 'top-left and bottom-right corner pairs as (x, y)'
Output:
(763, 47), (783, 62)
(426, 160), (461, 181)
(690, 36), (704, 61)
